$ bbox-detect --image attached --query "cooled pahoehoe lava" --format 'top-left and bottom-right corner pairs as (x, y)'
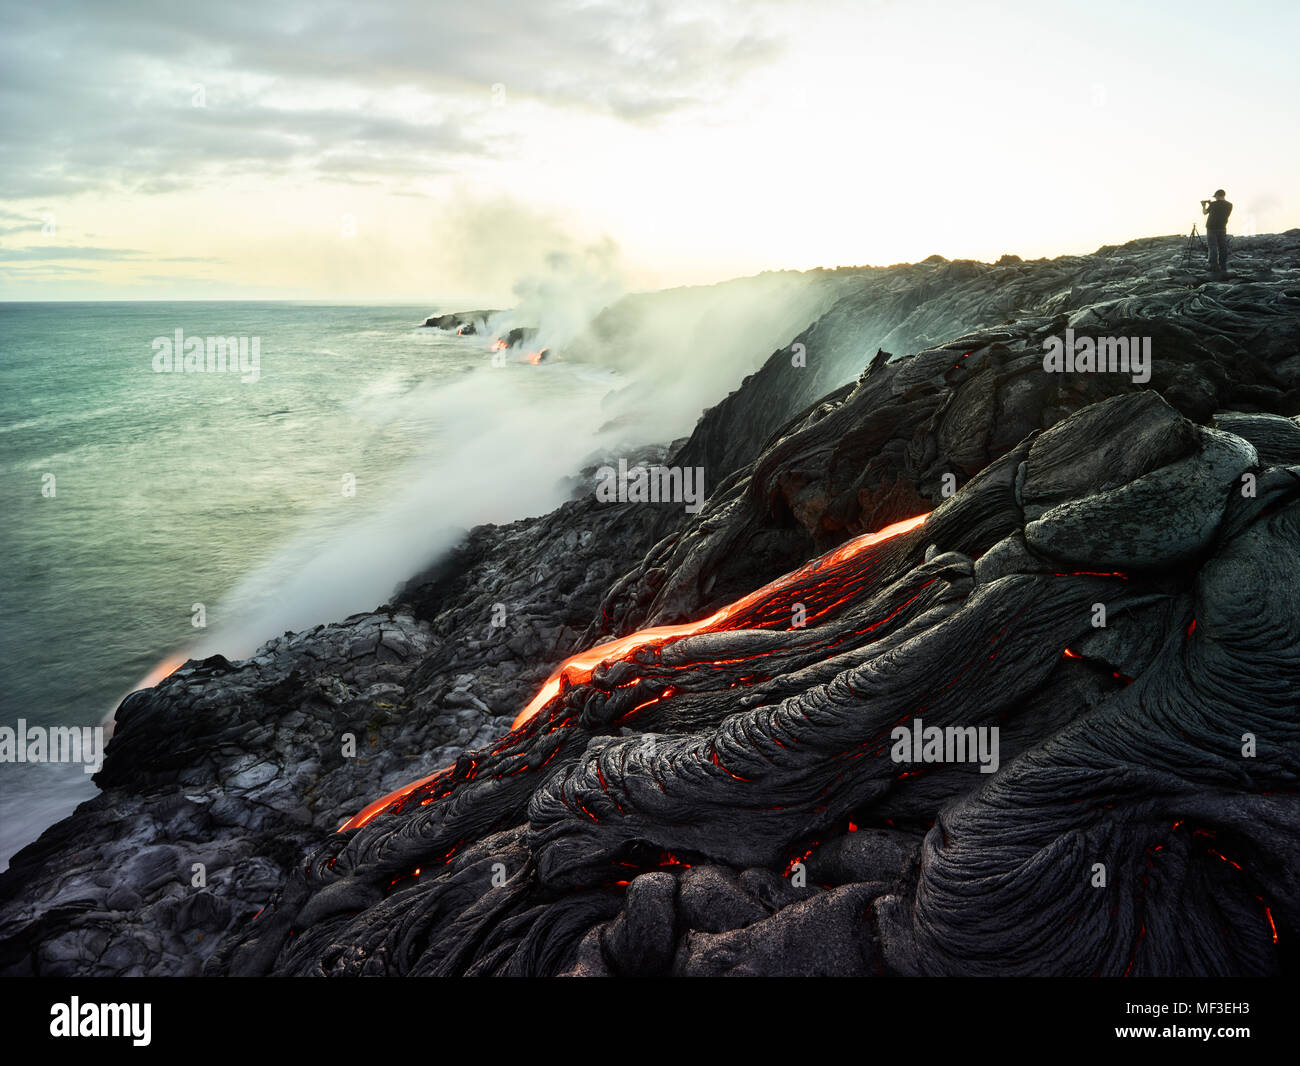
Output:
(3, 232), (1298, 977)
(339, 513), (929, 832)
(211, 387), (1300, 976)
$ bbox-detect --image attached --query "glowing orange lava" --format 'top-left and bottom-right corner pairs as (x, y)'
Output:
(339, 512), (928, 832)
(137, 656), (186, 689)
(339, 765), (451, 832)
(490, 338), (507, 351)
(510, 513), (926, 731)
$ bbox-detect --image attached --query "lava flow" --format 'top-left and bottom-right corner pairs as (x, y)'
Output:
(339, 512), (928, 831)
(511, 512), (928, 730)
(136, 656), (186, 690)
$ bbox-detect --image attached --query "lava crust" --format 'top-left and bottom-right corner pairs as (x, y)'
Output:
(3, 232), (1299, 977)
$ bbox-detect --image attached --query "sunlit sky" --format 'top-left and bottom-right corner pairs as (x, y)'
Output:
(1, 0), (1296, 303)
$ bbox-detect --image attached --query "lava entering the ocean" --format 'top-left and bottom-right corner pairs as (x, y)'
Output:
(339, 512), (928, 831)
(136, 656), (186, 690)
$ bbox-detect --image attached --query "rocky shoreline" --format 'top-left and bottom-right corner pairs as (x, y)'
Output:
(420, 309), (500, 333)
(3, 232), (1299, 976)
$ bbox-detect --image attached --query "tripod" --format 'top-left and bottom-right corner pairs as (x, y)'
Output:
(1183, 223), (1206, 268)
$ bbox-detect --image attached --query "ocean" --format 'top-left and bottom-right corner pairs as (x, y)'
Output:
(0, 301), (622, 868)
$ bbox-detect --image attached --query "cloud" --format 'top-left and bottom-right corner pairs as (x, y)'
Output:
(0, 209), (47, 235)
(134, 273), (221, 284)
(0, 0), (785, 200)
(0, 246), (149, 261)
(0, 245), (217, 263)
(0, 264), (100, 276)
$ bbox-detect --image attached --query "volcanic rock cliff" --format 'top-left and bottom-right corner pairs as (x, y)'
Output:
(3, 233), (1299, 976)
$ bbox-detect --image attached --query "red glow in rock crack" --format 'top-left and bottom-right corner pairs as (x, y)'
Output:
(340, 513), (928, 831)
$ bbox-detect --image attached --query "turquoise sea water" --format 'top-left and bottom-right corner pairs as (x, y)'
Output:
(0, 302), (619, 867)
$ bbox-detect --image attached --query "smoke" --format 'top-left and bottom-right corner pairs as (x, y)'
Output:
(430, 195), (625, 305)
(429, 194), (630, 352)
(1240, 191), (1284, 235)
(192, 201), (836, 661)
(492, 237), (626, 353)
(567, 270), (835, 441)
(430, 192), (836, 438)
(194, 364), (617, 658)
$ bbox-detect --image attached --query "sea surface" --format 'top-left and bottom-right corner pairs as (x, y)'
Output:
(0, 302), (619, 868)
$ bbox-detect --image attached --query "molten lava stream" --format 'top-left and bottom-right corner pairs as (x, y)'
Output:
(339, 512), (928, 832)
(136, 656), (186, 690)
(510, 513), (927, 730)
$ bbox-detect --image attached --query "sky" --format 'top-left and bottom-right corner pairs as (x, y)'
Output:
(0, 0), (1296, 303)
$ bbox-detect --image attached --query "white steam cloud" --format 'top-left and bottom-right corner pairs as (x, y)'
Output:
(191, 200), (833, 661)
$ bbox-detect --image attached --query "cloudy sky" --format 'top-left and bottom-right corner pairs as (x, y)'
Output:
(1, 0), (1296, 302)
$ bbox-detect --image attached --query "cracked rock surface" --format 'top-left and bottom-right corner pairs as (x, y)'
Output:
(3, 231), (1299, 976)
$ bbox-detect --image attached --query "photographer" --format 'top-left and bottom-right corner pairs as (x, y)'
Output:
(1201, 189), (1233, 275)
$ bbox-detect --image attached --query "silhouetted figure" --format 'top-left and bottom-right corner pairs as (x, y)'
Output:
(1201, 189), (1232, 275)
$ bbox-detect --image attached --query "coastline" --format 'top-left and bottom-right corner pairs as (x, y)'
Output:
(3, 231), (1300, 976)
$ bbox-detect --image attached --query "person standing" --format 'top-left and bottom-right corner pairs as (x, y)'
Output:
(1201, 189), (1233, 275)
